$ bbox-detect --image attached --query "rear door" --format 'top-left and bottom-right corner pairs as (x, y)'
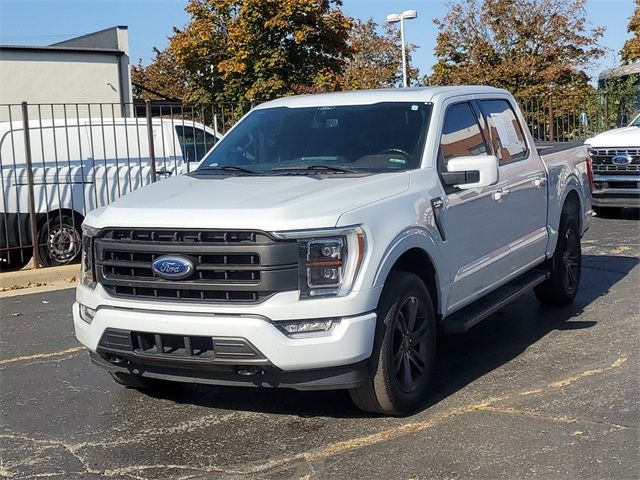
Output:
(476, 98), (548, 275)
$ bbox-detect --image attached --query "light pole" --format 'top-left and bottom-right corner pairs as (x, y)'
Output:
(386, 10), (418, 88)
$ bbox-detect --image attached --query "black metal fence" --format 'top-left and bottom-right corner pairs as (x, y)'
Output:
(1, 93), (638, 271)
(517, 91), (640, 142)
(0, 100), (253, 271)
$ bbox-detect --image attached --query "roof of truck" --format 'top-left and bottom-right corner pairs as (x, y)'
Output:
(256, 86), (510, 109)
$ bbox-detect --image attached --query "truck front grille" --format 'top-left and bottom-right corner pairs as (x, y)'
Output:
(589, 148), (640, 174)
(95, 228), (298, 303)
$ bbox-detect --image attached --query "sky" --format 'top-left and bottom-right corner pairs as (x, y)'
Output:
(0, 0), (636, 81)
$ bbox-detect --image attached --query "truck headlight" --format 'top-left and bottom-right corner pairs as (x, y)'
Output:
(273, 226), (367, 298)
(80, 224), (99, 289)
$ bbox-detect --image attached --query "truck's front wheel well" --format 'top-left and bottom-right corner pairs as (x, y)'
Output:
(390, 248), (439, 317)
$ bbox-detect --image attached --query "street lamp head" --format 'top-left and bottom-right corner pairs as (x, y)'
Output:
(401, 10), (418, 20)
(386, 13), (401, 23)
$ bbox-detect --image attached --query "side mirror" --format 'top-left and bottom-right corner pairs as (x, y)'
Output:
(442, 155), (499, 189)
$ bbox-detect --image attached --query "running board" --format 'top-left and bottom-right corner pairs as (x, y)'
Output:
(441, 270), (550, 334)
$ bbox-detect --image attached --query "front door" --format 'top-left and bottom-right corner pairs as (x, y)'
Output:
(437, 101), (515, 312)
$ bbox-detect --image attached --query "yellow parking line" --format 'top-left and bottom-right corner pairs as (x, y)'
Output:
(0, 346), (86, 366)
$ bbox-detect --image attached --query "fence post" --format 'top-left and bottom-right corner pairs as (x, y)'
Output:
(145, 100), (157, 183)
(547, 96), (554, 142)
(21, 101), (40, 269)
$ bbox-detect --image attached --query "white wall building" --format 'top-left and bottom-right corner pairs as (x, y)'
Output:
(0, 26), (132, 121)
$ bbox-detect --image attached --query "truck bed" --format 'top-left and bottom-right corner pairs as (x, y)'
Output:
(535, 141), (585, 156)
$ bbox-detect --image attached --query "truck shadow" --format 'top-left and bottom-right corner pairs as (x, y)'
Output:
(146, 254), (638, 418)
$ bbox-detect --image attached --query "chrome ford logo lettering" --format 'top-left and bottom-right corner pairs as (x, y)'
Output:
(152, 256), (194, 280)
(611, 154), (632, 165)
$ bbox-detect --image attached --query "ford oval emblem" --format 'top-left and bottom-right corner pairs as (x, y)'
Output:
(152, 256), (194, 280)
(611, 154), (632, 165)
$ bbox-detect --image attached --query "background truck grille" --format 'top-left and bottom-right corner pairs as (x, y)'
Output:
(95, 229), (298, 303)
(589, 148), (640, 174)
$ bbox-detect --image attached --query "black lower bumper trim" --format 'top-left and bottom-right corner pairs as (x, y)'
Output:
(90, 352), (368, 391)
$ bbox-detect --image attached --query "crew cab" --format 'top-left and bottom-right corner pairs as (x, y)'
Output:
(585, 113), (640, 215)
(74, 87), (592, 415)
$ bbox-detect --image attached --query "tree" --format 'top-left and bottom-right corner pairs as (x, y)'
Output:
(131, 48), (188, 101)
(339, 19), (419, 90)
(169, 0), (353, 104)
(621, 0), (640, 63)
(428, 0), (605, 99)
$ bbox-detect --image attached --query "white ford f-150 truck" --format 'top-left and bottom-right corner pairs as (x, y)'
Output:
(74, 87), (592, 415)
(585, 113), (639, 215)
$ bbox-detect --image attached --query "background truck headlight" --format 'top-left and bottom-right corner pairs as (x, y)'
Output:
(80, 225), (99, 289)
(274, 226), (366, 298)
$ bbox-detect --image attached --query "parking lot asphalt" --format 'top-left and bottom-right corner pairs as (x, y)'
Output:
(1, 212), (639, 480)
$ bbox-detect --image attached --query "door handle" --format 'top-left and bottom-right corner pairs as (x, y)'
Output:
(493, 187), (511, 202)
(533, 177), (546, 188)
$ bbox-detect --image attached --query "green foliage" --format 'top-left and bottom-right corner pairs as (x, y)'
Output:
(601, 74), (640, 128)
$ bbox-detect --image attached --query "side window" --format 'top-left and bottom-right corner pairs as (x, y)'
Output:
(439, 102), (487, 167)
(478, 99), (528, 165)
(175, 126), (217, 162)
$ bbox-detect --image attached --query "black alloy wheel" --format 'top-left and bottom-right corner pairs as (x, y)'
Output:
(392, 296), (430, 393)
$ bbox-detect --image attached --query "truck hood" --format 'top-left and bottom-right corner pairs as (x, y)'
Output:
(585, 126), (640, 148)
(86, 172), (410, 231)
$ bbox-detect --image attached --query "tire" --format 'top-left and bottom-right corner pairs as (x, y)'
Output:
(0, 248), (32, 272)
(349, 271), (436, 416)
(534, 212), (581, 305)
(592, 206), (623, 217)
(109, 371), (157, 389)
(37, 214), (82, 267)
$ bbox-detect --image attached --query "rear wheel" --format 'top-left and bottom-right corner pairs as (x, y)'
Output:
(349, 271), (436, 415)
(534, 212), (581, 305)
(37, 214), (82, 267)
(592, 206), (623, 217)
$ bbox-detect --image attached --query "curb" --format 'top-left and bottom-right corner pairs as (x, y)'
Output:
(0, 264), (79, 291)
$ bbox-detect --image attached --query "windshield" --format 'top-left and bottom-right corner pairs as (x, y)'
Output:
(197, 102), (431, 174)
(630, 114), (640, 126)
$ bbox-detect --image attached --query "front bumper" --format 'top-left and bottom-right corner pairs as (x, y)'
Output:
(73, 302), (377, 376)
(592, 175), (640, 208)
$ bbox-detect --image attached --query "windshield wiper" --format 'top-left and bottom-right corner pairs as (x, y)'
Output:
(271, 165), (359, 174)
(196, 165), (260, 175)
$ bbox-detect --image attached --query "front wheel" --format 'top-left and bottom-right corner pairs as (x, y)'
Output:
(534, 213), (581, 305)
(0, 248), (32, 272)
(349, 272), (436, 416)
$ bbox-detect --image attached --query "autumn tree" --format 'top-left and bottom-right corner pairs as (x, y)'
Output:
(131, 48), (188, 101)
(169, 0), (352, 104)
(621, 0), (640, 63)
(428, 0), (605, 99)
(339, 19), (419, 90)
